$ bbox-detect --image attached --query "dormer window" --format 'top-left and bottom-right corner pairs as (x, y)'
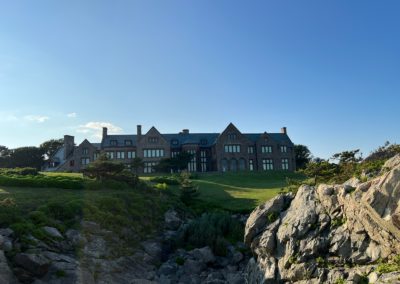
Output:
(200, 139), (208, 145)
(110, 140), (117, 146)
(125, 140), (132, 146)
(148, 137), (158, 144)
(171, 139), (179, 146)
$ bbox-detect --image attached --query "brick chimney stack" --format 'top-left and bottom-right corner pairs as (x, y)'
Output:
(63, 135), (74, 159)
(281, 127), (287, 135)
(182, 129), (189, 135)
(137, 125), (142, 136)
(102, 127), (108, 139)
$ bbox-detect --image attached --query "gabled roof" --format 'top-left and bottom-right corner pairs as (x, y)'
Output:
(245, 133), (293, 144)
(164, 133), (220, 147)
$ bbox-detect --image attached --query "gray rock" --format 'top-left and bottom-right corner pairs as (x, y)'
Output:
(65, 229), (86, 246)
(190, 246), (216, 264)
(14, 253), (51, 276)
(0, 250), (18, 284)
(42, 226), (63, 239)
(164, 209), (182, 230)
(0, 228), (13, 237)
(184, 259), (206, 274)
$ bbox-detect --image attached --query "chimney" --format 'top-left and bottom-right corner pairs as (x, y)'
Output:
(137, 125), (142, 136)
(64, 135), (74, 159)
(281, 127), (287, 135)
(102, 127), (108, 139)
(182, 129), (189, 135)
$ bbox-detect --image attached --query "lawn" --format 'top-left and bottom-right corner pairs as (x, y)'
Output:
(167, 171), (305, 213)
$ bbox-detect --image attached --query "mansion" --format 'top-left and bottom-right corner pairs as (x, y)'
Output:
(47, 123), (296, 173)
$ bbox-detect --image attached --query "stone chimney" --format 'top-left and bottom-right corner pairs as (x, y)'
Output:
(102, 127), (108, 139)
(281, 127), (287, 135)
(64, 135), (74, 159)
(182, 129), (189, 135)
(137, 125), (142, 136)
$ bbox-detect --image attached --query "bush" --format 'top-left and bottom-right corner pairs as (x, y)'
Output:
(0, 167), (38, 176)
(150, 176), (180, 185)
(0, 174), (84, 189)
(176, 212), (244, 256)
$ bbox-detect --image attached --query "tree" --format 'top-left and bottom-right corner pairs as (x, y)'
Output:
(130, 157), (144, 175)
(154, 152), (194, 173)
(331, 149), (362, 164)
(302, 160), (339, 184)
(0, 146), (10, 157)
(40, 138), (64, 159)
(294, 144), (312, 169)
(83, 154), (125, 180)
(2, 147), (44, 169)
(179, 171), (199, 205)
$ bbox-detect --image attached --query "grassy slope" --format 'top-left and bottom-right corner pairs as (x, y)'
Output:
(169, 171), (305, 213)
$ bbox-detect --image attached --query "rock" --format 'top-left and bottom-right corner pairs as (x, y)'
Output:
(65, 229), (86, 246)
(244, 159), (400, 283)
(245, 193), (292, 245)
(368, 272), (379, 283)
(83, 236), (108, 258)
(141, 240), (162, 261)
(0, 228), (13, 237)
(164, 209), (182, 230)
(0, 251), (18, 284)
(190, 246), (216, 264)
(184, 259), (206, 274)
(231, 251), (244, 264)
(42, 226), (63, 239)
(14, 253), (51, 276)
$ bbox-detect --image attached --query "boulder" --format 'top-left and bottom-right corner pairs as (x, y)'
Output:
(0, 251), (18, 284)
(14, 253), (51, 276)
(190, 246), (216, 264)
(244, 158), (400, 283)
(164, 210), (182, 230)
(42, 226), (63, 239)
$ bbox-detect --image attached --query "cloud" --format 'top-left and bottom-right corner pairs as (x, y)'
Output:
(77, 121), (123, 139)
(24, 115), (49, 123)
(67, 112), (77, 118)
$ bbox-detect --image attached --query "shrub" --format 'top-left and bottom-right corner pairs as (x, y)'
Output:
(150, 176), (180, 185)
(154, 183), (168, 190)
(376, 255), (400, 273)
(176, 212), (244, 256)
(175, 256), (185, 266)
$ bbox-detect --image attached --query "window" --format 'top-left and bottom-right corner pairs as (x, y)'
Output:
(116, 151), (125, 159)
(82, 148), (88, 155)
(93, 152), (100, 160)
(262, 159), (274, 171)
(171, 139), (179, 146)
(144, 162), (157, 173)
(106, 151), (114, 159)
(187, 150), (197, 172)
(127, 151), (136, 159)
(200, 139), (208, 145)
(249, 159), (254, 171)
(81, 157), (90, 165)
(280, 146), (287, 153)
(171, 151), (180, 158)
(200, 150), (207, 172)
(228, 133), (237, 140)
(148, 137), (158, 144)
(110, 140), (117, 146)
(143, 149), (165, 158)
(224, 144), (241, 153)
(248, 146), (255, 154)
(125, 140), (132, 146)
(262, 146), (273, 153)
(282, 158), (289, 170)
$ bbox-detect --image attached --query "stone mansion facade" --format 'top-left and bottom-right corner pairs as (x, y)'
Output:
(46, 123), (296, 173)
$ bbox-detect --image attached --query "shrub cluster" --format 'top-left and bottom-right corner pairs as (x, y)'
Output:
(176, 212), (244, 256)
(0, 174), (83, 189)
(150, 176), (180, 185)
(0, 167), (38, 176)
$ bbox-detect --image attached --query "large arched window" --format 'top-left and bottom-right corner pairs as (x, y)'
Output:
(239, 158), (246, 171)
(221, 159), (228, 172)
(230, 158), (238, 172)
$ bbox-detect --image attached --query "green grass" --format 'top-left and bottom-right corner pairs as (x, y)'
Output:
(40, 172), (84, 178)
(166, 171), (305, 213)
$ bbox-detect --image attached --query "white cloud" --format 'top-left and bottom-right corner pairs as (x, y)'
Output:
(77, 121), (123, 138)
(67, 112), (77, 118)
(24, 115), (49, 123)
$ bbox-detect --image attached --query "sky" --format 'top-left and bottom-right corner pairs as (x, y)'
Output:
(0, 0), (399, 159)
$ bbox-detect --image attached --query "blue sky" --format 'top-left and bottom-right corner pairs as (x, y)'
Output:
(0, 0), (399, 159)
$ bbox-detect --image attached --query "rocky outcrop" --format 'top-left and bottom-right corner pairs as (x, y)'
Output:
(245, 155), (400, 283)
